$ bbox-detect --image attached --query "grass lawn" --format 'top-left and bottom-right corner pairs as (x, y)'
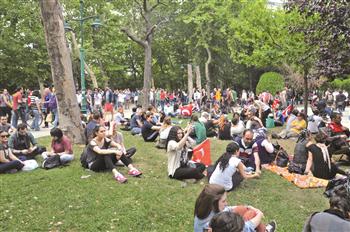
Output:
(0, 125), (329, 232)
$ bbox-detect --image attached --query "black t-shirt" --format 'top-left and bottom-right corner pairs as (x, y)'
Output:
(141, 121), (155, 140)
(218, 122), (232, 140)
(307, 144), (335, 179)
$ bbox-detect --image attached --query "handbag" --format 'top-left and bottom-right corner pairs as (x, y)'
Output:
(22, 159), (39, 171)
(274, 148), (289, 167)
(287, 160), (304, 174)
(42, 155), (61, 169)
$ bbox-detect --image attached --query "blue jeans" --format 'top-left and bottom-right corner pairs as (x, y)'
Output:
(31, 109), (40, 131)
(52, 108), (58, 127)
(131, 127), (141, 135)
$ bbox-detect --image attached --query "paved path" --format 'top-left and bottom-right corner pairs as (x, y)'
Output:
(31, 105), (350, 139)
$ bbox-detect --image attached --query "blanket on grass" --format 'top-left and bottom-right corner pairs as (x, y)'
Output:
(262, 164), (329, 189)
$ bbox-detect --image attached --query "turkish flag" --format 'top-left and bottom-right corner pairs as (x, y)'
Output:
(192, 139), (211, 166)
(180, 104), (193, 116)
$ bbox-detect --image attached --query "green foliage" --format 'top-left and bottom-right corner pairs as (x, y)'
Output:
(0, 127), (328, 231)
(331, 77), (350, 92)
(256, 72), (284, 95)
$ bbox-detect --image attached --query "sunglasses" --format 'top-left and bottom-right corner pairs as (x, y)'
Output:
(0, 134), (10, 138)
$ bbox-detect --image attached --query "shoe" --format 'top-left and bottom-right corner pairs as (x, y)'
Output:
(265, 220), (277, 232)
(114, 173), (127, 183)
(128, 169), (142, 177)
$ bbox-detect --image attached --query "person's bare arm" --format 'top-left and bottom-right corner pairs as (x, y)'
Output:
(237, 162), (259, 179)
(304, 152), (313, 174)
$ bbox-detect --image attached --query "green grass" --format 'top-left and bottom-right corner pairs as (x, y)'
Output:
(0, 127), (328, 232)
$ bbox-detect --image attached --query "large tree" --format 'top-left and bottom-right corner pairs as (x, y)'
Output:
(39, 0), (84, 143)
(286, 0), (350, 77)
(120, 0), (166, 108)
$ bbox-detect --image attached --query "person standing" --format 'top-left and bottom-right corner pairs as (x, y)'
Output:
(29, 90), (42, 131)
(0, 89), (12, 123)
(11, 87), (26, 128)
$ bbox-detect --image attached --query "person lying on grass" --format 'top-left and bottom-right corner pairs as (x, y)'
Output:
(0, 129), (24, 173)
(194, 184), (276, 232)
(166, 125), (205, 181)
(304, 132), (347, 180)
(85, 125), (142, 184)
(209, 142), (259, 191)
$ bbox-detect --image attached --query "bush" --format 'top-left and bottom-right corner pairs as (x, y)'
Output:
(256, 72), (284, 95)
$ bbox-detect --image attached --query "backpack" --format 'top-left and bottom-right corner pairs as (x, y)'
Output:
(42, 155), (61, 169)
(80, 147), (89, 168)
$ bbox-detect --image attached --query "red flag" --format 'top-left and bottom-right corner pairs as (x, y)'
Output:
(282, 104), (293, 117)
(192, 139), (211, 166)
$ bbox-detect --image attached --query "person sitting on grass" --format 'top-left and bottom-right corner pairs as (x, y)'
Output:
(234, 130), (262, 174)
(274, 112), (306, 139)
(194, 184), (276, 232)
(218, 115), (232, 140)
(166, 125), (205, 181)
(0, 129), (24, 174)
(252, 136), (275, 166)
(199, 112), (218, 138)
(85, 111), (103, 144)
(303, 185), (350, 232)
(108, 122), (136, 159)
(130, 107), (143, 135)
(304, 132), (347, 180)
(209, 211), (247, 232)
(209, 142), (259, 191)
(156, 116), (172, 149)
(141, 111), (161, 142)
(41, 128), (74, 164)
(8, 123), (45, 161)
(231, 113), (245, 139)
(0, 116), (14, 133)
(190, 115), (207, 145)
(86, 125), (142, 184)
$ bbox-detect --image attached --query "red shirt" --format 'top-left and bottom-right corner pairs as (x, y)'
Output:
(51, 135), (73, 154)
(328, 122), (344, 133)
(12, 92), (22, 110)
(160, 91), (166, 100)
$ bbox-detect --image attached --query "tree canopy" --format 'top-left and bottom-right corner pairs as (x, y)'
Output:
(1, 0), (349, 93)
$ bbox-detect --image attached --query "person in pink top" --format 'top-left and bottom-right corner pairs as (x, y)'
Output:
(41, 128), (74, 164)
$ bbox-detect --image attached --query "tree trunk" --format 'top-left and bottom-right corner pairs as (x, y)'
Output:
(205, 47), (212, 96)
(39, 0), (85, 143)
(142, 44), (151, 108)
(303, 67), (309, 115)
(37, 77), (45, 98)
(187, 64), (193, 101)
(195, 65), (202, 91)
(70, 31), (98, 89)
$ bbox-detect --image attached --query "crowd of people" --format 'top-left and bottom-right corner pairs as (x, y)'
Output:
(1, 86), (350, 231)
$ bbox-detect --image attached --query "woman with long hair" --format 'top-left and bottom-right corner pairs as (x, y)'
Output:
(194, 184), (276, 232)
(209, 142), (259, 191)
(86, 125), (141, 183)
(218, 115), (232, 140)
(166, 125), (205, 180)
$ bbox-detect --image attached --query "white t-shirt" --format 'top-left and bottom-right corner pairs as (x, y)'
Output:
(307, 115), (323, 133)
(160, 126), (172, 140)
(94, 93), (102, 106)
(209, 156), (241, 191)
(194, 91), (201, 100)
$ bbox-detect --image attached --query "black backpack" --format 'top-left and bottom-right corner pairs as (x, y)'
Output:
(42, 155), (61, 169)
(80, 147), (89, 169)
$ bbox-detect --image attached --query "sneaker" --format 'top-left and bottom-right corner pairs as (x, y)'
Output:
(128, 169), (142, 177)
(114, 173), (127, 183)
(265, 220), (277, 232)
